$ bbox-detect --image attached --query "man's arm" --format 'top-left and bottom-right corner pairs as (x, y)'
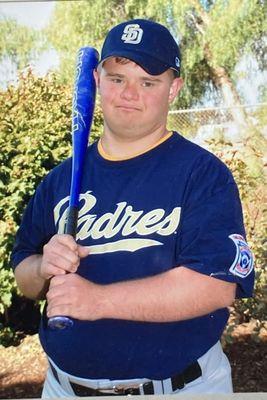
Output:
(46, 265), (236, 322)
(15, 255), (49, 300)
(102, 266), (236, 321)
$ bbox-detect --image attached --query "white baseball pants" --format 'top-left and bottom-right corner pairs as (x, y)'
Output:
(42, 341), (233, 398)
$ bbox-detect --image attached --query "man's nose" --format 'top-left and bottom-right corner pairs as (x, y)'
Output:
(120, 82), (139, 101)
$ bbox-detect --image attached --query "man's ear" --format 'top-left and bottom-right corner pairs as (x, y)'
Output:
(93, 69), (100, 89)
(168, 77), (183, 103)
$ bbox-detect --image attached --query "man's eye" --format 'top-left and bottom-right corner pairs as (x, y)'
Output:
(111, 78), (123, 83)
(142, 81), (154, 87)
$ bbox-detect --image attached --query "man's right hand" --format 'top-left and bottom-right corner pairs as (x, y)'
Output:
(39, 234), (90, 280)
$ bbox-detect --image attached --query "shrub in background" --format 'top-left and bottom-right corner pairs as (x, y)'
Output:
(0, 71), (103, 344)
(207, 135), (266, 342)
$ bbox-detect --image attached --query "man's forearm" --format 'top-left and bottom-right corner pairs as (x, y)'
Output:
(14, 255), (49, 300)
(99, 266), (236, 322)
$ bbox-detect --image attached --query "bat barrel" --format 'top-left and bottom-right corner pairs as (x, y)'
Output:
(70, 46), (99, 209)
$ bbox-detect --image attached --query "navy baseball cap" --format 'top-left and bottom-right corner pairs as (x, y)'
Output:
(99, 19), (181, 76)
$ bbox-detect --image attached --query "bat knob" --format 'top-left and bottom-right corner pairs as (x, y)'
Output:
(48, 316), (74, 330)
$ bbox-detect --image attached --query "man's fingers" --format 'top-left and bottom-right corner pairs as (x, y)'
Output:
(53, 234), (78, 252)
(41, 234), (81, 277)
(47, 276), (76, 317)
(47, 301), (70, 318)
(46, 263), (67, 279)
(78, 245), (90, 258)
(44, 240), (79, 263)
(46, 251), (79, 272)
(49, 274), (68, 288)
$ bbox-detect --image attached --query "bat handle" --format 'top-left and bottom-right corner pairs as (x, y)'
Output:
(64, 206), (79, 237)
(47, 206), (79, 329)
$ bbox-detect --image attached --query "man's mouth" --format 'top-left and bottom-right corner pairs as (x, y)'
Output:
(116, 105), (141, 112)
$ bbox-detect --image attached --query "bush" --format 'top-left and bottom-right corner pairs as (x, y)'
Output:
(207, 134), (267, 341)
(0, 70), (103, 343)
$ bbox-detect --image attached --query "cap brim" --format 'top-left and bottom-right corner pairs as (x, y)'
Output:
(99, 50), (174, 76)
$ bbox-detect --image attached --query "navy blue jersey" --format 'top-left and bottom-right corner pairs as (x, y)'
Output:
(11, 132), (254, 379)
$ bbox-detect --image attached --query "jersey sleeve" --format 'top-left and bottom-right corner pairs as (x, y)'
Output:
(11, 178), (54, 269)
(175, 155), (254, 299)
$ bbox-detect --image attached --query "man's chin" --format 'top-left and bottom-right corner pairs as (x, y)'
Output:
(109, 124), (145, 138)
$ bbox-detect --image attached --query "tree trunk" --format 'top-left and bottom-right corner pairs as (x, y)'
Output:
(210, 64), (248, 127)
(189, 3), (248, 128)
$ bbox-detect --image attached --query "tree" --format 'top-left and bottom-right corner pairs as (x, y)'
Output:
(45, 0), (266, 114)
(169, 0), (266, 121)
(0, 17), (43, 83)
(45, 0), (127, 83)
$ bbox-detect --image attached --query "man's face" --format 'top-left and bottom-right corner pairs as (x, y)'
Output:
(94, 58), (182, 141)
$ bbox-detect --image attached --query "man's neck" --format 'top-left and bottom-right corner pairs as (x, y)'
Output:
(99, 126), (170, 160)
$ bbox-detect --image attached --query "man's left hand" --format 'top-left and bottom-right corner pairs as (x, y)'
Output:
(46, 274), (106, 321)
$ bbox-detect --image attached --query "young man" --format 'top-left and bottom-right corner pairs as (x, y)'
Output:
(12, 19), (254, 397)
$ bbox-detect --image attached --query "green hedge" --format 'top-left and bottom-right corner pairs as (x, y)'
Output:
(0, 71), (102, 331)
(0, 71), (266, 345)
(208, 136), (266, 341)
(0, 71), (69, 316)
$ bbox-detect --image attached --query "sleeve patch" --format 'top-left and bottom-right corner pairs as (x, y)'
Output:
(229, 234), (254, 278)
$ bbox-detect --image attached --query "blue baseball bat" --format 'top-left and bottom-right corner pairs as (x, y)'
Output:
(48, 47), (99, 330)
